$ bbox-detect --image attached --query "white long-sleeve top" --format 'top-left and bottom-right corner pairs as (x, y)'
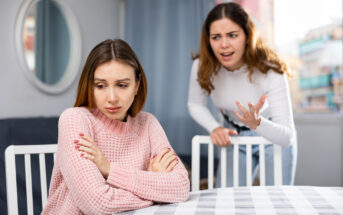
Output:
(188, 59), (296, 147)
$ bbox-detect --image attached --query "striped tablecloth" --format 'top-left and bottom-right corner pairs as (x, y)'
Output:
(117, 186), (343, 214)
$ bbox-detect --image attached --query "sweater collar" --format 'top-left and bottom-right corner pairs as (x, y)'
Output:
(91, 108), (136, 135)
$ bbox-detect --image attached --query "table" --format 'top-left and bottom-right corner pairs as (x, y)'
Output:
(117, 186), (343, 214)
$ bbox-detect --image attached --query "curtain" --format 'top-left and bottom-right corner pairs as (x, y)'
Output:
(125, 0), (215, 155)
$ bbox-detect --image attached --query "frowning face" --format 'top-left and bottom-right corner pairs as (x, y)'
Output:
(209, 18), (246, 71)
(93, 60), (139, 121)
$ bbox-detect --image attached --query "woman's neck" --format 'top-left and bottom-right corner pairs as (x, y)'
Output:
(224, 63), (245, 72)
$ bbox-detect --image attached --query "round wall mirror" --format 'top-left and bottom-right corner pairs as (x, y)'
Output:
(16, 0), (82, 94)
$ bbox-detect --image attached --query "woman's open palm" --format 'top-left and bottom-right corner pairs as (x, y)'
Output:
(234, 94), (266, 129)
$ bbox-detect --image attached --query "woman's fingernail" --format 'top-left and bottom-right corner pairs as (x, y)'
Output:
(152, 154), (157, 158)
(79, 133), (84, 136)
(80, 153), (84, 157)
(75, 145), (79, 149)
(73, 140), (79, 143)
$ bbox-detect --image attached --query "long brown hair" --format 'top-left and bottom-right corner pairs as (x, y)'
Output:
(74, 39), (147, 117)
(197, 2), (288, 94)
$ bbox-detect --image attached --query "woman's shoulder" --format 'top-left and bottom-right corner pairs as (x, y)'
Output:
(193, 58), (200, 64)
(134, 112), (164, 129)
(264, 68), (287, 80)
(262, 61), (287, 76)
(192, 58), (200, 68)
(190, 58), (200, 77)
(134, 112), (166, 134)
(59, 107), (92, 121)
(134, 111), (157, 123)
(252, 62), (286, 79)
(258, 67), (288, 91)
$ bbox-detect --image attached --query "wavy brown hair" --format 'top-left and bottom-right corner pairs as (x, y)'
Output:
(74, 39), (147, 117)
(196, 2), (288, 94)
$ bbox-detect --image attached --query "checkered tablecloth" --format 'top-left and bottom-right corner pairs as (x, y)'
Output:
(117, 186), (343, 214)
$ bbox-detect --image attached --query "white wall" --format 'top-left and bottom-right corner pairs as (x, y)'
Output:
(0, 0), (123, 119)
(294, 114), (343, 186)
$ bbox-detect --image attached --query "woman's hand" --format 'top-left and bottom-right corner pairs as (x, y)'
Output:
(148, 148), (178, 172)
(210, 126), (238, 146)
(74, 134), (110, 179)
(234, 94), (266, 130)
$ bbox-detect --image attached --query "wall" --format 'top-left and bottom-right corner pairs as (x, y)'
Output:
(0, 0), (123, 119)
(294, 114), (343, 186)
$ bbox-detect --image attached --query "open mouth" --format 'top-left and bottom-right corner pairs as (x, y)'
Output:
(221, 52), (234, 57)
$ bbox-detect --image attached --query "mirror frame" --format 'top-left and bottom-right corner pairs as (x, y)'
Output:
(15, 0), (82, 94)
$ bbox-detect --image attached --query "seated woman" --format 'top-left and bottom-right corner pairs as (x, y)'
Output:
(42, 39), (190, 214)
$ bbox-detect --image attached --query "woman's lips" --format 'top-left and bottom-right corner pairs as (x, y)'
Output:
(105, 107), (121, 113)
(221, 52), (234, 61)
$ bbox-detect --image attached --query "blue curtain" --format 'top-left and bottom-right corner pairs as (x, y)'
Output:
(35, 0), (70, 85)
(125, 0), (215, 155)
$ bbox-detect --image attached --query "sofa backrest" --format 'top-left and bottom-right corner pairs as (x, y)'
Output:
(0, 117), (58, 214)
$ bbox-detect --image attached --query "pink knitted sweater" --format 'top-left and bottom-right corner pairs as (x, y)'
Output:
(42, 107), (190, 214)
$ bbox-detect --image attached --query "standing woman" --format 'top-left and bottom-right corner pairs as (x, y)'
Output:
(188, 2), (297, 187)
(43, 39), (189, 214)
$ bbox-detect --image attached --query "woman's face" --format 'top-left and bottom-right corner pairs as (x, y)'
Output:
(93, 60), (139, 121)
(209, 18), (246, 71)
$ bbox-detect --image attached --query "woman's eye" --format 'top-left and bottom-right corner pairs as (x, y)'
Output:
(95, 84), (105, 89)
(118, 83), (128, 88)
(229, 33), (238, 38)
(211, 35), (220, 41)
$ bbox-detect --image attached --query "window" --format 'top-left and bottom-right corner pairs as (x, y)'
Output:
(274, 0), (343, 113)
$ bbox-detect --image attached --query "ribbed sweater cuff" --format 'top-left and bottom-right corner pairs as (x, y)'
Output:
(107, 162), (134, 191)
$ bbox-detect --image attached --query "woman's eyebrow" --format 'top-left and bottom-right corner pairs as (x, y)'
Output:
(210, 30), (239, 36)
(94, 78), (106, 82)
(94, 78), (131, 82)
(116, 78), (131, 82)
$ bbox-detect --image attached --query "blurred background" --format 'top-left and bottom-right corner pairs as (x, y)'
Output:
(0, 0), (342, 212)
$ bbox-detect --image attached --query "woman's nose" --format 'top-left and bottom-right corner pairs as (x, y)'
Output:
(108, 88), (118, 103)
(221, 37), (229, 48)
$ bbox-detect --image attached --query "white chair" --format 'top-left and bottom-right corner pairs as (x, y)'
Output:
(5, 144), (58, 215)
(191, 135), (282, 191)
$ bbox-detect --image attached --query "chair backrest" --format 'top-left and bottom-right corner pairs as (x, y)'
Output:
(5, 144), (58, 215)
(191, 135), (282, 191)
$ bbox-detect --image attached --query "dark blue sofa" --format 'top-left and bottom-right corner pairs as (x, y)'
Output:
(0, 117), (58, 215)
